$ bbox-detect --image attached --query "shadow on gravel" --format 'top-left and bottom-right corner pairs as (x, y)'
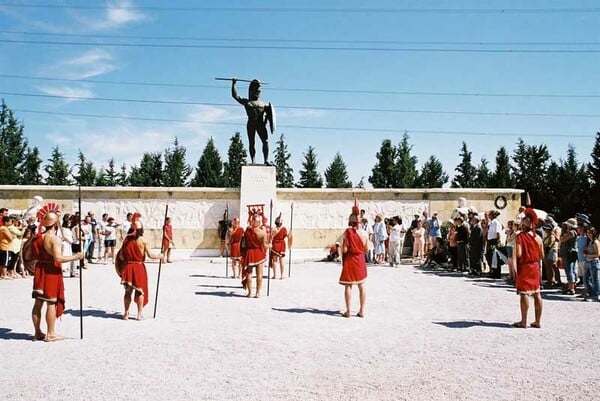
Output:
(0, 327), (32, 341)
(194, 291), (246, 298)
(272, 307), (341, 316)
(197, 284), (241, 289)
(189, 274), (223, 279)
(433, 320), (510, 329)
(417, 269), (466, 278)
(541, 292), (583, 302)
(64, 308), (122, 319)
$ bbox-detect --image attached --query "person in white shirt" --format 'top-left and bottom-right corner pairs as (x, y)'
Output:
(388, 216), (405, 267)
(102, 217), (118, 264)
(487, 210), (503, 279)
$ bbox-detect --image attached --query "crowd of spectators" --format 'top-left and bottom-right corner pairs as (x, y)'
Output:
(0, 206), (134, 281)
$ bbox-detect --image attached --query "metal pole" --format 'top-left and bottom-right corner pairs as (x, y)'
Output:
(153, 203), (169, 319)
(225, 202), (229, 278)
(78, 186), (84, 339)
(267, 200), (273, 296)
(288, 202), (294, 278)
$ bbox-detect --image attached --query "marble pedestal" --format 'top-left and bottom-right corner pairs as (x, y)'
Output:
(239, 165), (277, 224)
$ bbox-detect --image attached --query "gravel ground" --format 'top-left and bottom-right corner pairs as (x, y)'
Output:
(1, 257), (598, 401)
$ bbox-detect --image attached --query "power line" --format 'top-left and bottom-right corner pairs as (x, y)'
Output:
(3, 73), (600, 99)
(13, 108), (594, 138)
(2, 30), (599, 47)
(1, 3), (599, 14)
(3, 91), (600, 119)
(3, 38), (600, 53)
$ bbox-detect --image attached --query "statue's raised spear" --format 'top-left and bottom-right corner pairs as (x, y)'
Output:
(215, 77), (269, 84)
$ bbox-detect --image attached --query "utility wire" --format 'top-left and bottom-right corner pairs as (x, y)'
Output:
(2, 38), (600, 53)
(3, 91), (600, 119)
(13, 108), (594, 138)
(0, 3), (599, 14)
(3, 74), (599, 99)
(1, 30), (599, 46)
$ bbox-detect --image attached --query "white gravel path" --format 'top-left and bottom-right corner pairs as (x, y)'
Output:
(1, 258), (598, 401)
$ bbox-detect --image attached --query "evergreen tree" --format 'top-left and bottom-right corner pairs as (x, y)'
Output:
(73, 150), (97, 186)
(324, 152), (352, 188)
(44, 146), (71, 185)
(118, 163), (129, 186)
(369, 139), (398, 188)
(395, 133), (418, 188)
(191, 137), (223, 187)
(473, 157), (492, 188)
(512, 138), (551, 208)
(0, 100), (28, 184)
(416, 155), (448, 188)
(588, 132), (600, 227)
(20, 146), (43, 185)
(163, 137), (192, 187)
(273, 133), (294, 188)
(490, 146), (514, 188)
(95, 168), (108, 186)
(553, 145), (590, 221)
(298, 146), (323, 188)
(223, 132), (247, 187)
(104, 158), (119, 187)
(452, 142), (477, 188)
(129, 152), (163, 186)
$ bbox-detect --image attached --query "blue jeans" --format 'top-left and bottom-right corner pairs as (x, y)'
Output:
(586, 259), (600, 298)
(564, 260), (577, 283)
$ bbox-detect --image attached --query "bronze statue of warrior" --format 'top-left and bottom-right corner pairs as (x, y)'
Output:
(231, 78), (276, 165)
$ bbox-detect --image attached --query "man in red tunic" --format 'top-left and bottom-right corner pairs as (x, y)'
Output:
(228, 217), (244, 279)
(241, 214), (267, 298)
(270, 213), (292, 280)
(511, 208), (544, 328)
(339, 205), (368, 318)
(30, 204), (84, 341)
(161, 216), (174, 263)
(117, 214), (163, 320)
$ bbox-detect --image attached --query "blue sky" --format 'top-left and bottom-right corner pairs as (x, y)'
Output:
(1, 0), (599, 186)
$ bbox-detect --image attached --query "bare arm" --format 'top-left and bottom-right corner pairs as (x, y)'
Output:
(231, 79), (246, 105)
(48, 235), (83, 264)
(142, 239), (162, 260)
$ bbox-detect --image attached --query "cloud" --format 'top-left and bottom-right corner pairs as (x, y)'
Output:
(73, 0), (148, 31)
(177, 105), (242, 138)
(41, 48), (116, 80)
(37, 86), (94, 102)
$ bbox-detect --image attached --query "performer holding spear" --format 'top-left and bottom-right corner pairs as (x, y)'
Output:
(267, 200), (273, 296)
(224, 202), (229, 278)
(288, 202), (294, 278)
(153, 205), (169, 318)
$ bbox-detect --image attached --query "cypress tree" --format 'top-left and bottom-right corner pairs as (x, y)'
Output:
(324, 152), (352, 188)
(298, 146), (323, 188)
(416, 155), (448, 188)
(369, 139), (398, 188)
(0, 100), (28, 184)
(163, 137), (192, 187)
(273, 133), (294, 188)
(20, 146), (43, 185)
(45, 146), (72, 185)
(452, 142), (477, 188)
(223, 132), (248, 187)
(191, 137), (223, 187)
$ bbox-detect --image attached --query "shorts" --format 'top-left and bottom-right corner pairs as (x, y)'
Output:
(0, 250), (16, 270)
(105, 239), (116, 248)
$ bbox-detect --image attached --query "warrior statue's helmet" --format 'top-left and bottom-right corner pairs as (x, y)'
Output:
(249, 79), (261, 100)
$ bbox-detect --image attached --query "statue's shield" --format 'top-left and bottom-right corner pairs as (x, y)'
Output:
(266, 102), (276, 133)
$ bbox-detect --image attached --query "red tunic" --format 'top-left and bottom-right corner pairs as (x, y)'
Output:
(243, 227), (266, 267)
(31, 234), (65, 317)
(515, 231), (541, 295)
(271, 227), (287, 258)
(339, 228), (368, 285)
(229, 227), (244, 260)
(162, 224), (173, 250)
(119, 238), (149, 306)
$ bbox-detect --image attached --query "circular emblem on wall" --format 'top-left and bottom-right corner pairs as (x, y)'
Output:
(494, 195), (508, 210)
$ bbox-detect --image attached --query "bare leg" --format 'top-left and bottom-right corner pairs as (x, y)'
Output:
(246, 269), (253, 297)
(247, 126), (256, 164)
(136, 294), (145, 320)
(255, 263), (263, 297)
(123, 288), (133, 320)
(166, 248), (172, 263)
(532, 293), (543, 328)
(31, 299), (45, 339)
(343, 285), (352, 316)
(279, 256), (285, 279)
(45, 303), (58, 338)
(357, 283), (366, 317)
(517, 294), (529, 327)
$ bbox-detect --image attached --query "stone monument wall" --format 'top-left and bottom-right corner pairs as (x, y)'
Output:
(0, 186), (522, 254)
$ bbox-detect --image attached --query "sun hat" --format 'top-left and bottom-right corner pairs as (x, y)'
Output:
(563, 218), (577, 229)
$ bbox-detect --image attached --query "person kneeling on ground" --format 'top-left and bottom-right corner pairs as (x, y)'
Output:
(421, 237), (447, 268)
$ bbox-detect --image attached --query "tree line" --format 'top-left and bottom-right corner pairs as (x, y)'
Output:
(1, 100), (599, 225)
